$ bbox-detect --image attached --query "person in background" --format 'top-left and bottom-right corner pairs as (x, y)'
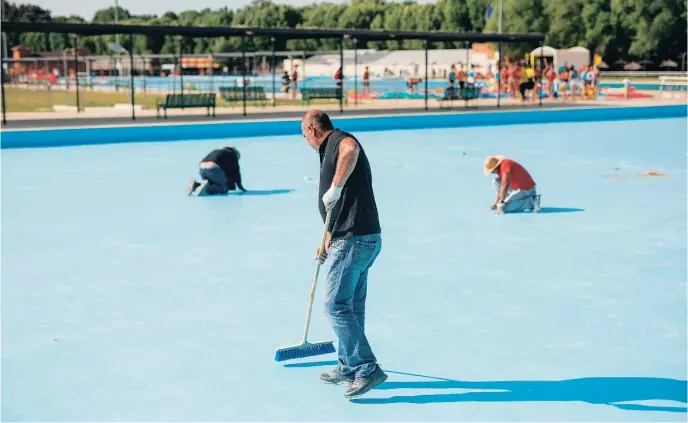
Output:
(334, 66), (343, 97)
(407, 77), (422, 93)
(187, 146), (246, 196)
(484, 155), (540, 214)
(580, 66), (589, 98)
(545, 62), (557, 99)
(558, 66), (569, 101)
(457, 64), (467, 92)
(519, 62), (536, 101)
(291, 65), (299, 99)
(593, 66), (601, 95)
(569, 65), (579, 100)
(282, 71), (291, 94)
(508, 62), (519, 98)
(447, 64), (457, 98)
(517, 63), (528, 100)
(363, 66), (370, 94)
(467, 65), (476, 85)
(558, 61), (568, 75)
(533, 63), (542, 100)
(500, 64), (508, 95)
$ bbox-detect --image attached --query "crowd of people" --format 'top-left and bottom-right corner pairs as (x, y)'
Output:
(499, 59), (602, 101)
(435, 58), (603, 102)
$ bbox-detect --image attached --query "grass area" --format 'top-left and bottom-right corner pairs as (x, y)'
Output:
(1, 87), (165, 112)
(2, 87), (345, 113)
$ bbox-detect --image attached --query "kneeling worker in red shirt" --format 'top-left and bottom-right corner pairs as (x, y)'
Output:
(484, 155), (541, 214)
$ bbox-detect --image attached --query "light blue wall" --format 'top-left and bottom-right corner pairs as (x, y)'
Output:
(2, 104), (685, 149)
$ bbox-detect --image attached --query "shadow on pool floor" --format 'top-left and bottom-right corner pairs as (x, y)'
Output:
(229, 189), (295, 196)
(538, 207), (585, 213)
(283, 361), (686, 413)
(357, 371), (687, 412)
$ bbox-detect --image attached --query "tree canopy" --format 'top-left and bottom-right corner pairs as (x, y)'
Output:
(2, 0), (685, 66)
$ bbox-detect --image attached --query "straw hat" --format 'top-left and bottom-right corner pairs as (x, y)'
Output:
(483, 155), (504, 175)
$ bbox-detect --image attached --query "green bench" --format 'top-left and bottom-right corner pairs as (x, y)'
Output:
(438, 85), (480, 109)
(300, 87), (344, 105)
(156, 93), (216, 118)
(219, 86), (268, 108)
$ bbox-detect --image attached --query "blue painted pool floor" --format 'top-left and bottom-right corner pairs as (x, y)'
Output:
(2, 118), (687, 421)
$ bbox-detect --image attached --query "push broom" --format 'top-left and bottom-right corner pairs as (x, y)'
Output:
(275, 210), (336, 361)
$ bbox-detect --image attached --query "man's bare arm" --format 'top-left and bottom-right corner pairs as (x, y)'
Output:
(498, 171), (510, 203)
(332, 137), (360, 187)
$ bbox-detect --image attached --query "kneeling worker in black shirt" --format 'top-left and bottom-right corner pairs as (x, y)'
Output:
(187, 146), (247, 196)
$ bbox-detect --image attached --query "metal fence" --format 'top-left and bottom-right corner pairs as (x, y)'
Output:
(0, 22), (587, 124)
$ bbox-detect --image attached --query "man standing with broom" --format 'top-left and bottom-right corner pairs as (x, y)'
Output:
(302, 109), (387, 399)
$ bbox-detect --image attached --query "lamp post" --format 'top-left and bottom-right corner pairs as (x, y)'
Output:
(114, 0), (120, 45)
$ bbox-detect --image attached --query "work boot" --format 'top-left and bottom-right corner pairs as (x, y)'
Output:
(344, 365), (388, 399)
(320, 369), (355, 386)
(533, 194), (542, 213)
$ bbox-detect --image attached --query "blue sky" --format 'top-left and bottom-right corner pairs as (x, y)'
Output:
(32, 0), (435, 20)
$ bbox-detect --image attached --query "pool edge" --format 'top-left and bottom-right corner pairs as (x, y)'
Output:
(1, 104), (686, 149)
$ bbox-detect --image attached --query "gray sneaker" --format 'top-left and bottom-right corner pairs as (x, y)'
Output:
(320, 369), (354, 386)
(193, 179), (211, 196)
(344, 366), (388, 399)
(186, 179), (200, 196)
(533, 194), (541, 213)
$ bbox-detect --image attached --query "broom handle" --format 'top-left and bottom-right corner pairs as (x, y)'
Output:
(301, 210), (333, 344)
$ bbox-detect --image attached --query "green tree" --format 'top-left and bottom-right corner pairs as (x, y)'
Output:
(610, 0), (686, 63)
(484, 0), (548, 58)
(466, 0), (491, 32)
(544, 0), (585, 49)
(3, 0), (684, 65)
(581, 0), (613, 56)
(92, 6), (131, 23)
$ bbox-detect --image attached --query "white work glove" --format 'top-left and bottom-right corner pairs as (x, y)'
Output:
(322, 184), (343, 210)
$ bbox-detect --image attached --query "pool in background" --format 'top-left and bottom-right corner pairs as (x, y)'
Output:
(2, 114), (686, 421)
(55, 74), (685, 94)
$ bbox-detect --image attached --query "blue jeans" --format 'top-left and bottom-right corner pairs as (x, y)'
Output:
(325, 233), (382, 378)
(493, 178), (537, 213)
(199, 162), (230, 193)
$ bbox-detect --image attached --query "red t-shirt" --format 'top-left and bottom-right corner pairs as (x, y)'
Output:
(500, 159), (535, 190)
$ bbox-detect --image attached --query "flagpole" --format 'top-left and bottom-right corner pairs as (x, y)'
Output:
(497, 0), (503, 108)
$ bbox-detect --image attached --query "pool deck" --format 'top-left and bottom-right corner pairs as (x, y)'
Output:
(2, 117), (686, 421)
(2, 96), (685, 131)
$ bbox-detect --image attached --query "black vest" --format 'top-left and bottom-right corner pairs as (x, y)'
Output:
(319, 129), (381, 239)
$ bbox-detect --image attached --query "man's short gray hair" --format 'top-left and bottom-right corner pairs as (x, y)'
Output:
(303, 109), (334, 132)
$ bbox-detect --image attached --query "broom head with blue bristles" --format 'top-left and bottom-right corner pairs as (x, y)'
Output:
(276, 211), (336, 362)
(274, 340), (336, 362)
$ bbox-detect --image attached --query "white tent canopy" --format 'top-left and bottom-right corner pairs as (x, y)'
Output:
(530, 46), (557, 58)
(529, 46), (590, 69)
(284, 48), (498, 78)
